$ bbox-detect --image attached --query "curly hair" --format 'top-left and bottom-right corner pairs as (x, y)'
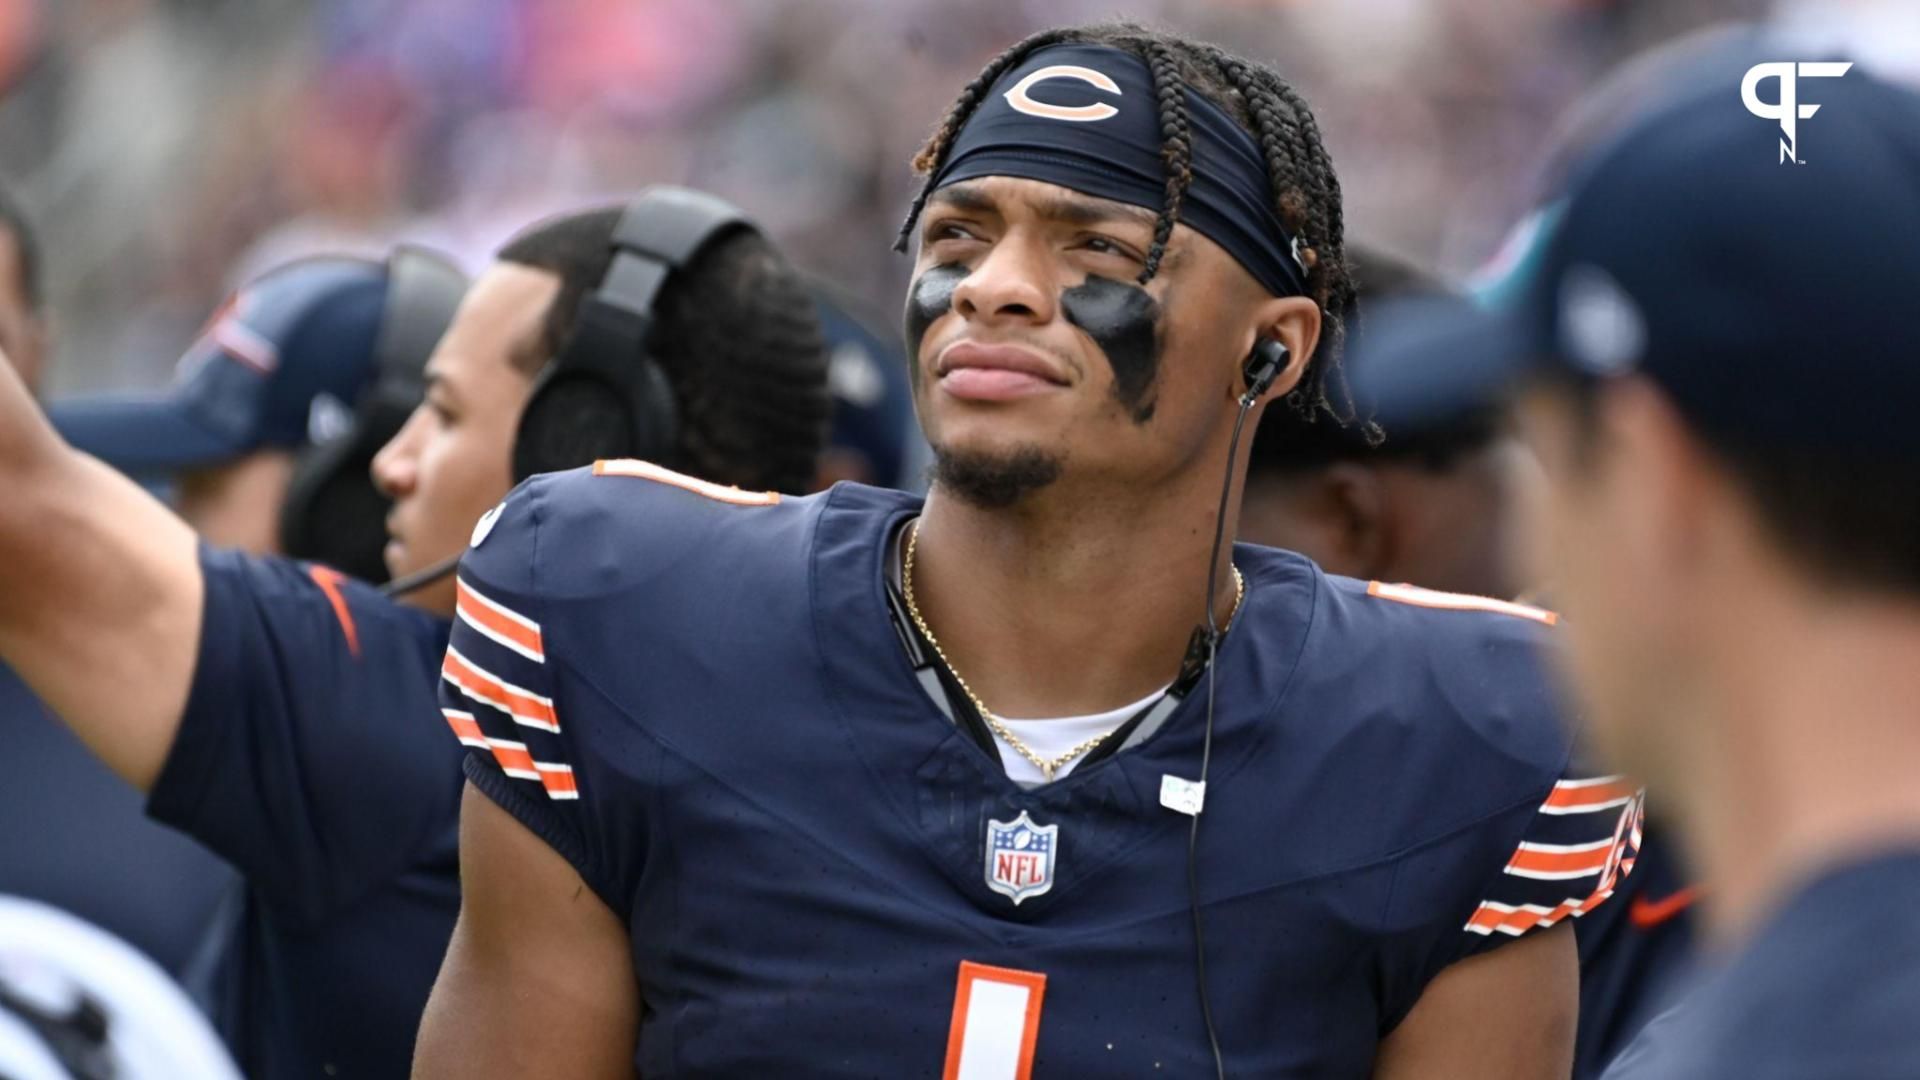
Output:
(496, 206), (830, 494)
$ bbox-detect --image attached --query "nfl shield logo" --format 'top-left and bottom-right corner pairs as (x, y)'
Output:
(985, 811), (1058, 905)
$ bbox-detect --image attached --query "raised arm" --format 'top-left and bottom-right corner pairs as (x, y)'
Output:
(0, 351), (201, 790)
(413, 781), (639, 1079)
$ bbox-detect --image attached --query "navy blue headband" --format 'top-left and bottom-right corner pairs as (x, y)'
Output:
(927, 43), (1310, 299)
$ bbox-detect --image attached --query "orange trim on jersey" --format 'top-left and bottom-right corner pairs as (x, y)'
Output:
(943, 961), (1047, 1080)
(441, 709), (486, 748)
(1542, 777), (1639, 813)
(455, 579), (544, 662)
(1466, 902), (1553, 936)
(592, 458), (781, 506)
(1505, 840), (1615, 879)
(441, 648), (558, 732)
(488, 739), (536, 776)
(1466, 890), (1612, 936)
(307, 566), (361, 658)
(1365, 581), (1559, 626)
(535, 762), (579, 800)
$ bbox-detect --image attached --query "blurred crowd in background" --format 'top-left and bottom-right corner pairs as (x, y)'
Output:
(13, 0), (1916, 397)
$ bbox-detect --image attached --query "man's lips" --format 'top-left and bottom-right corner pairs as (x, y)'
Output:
(935, 342), (1068, 401)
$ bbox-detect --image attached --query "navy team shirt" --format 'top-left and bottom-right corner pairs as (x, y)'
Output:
(146, 546), (461, 1078)
(1601, 849), (1920, 1080)
(443, 464), (1641, 1077)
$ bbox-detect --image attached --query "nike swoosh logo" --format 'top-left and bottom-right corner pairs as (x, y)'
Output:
(1628, 886), (1699, 930)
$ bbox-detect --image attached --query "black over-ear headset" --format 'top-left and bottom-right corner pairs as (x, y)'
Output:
(510, 186), (757, 485)
(280, 245), (467, 584)
(381, 187), (760, 598)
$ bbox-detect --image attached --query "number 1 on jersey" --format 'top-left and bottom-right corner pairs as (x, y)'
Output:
(943, 961), (1047, 1080)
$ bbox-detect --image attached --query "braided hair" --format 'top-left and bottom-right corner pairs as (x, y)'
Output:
(897, 23), (1360, 427)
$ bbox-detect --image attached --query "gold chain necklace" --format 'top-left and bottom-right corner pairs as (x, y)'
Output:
(901, 521), (1245, 783)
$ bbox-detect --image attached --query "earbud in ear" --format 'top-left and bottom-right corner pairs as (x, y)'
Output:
(1242, 338), (1290, 403)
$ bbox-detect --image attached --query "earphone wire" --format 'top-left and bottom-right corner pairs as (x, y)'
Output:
(378, 552), (463, 598)
(1191, 386), (1260, 1080)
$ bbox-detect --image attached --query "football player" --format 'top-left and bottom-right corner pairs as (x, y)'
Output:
(419, 24), (1634, 1079)
(0, 197), (830, 1077)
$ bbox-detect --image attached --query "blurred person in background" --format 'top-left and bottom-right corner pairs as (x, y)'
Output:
(1358, 63), (1920, 1080)
(0, 181), (234, 982)
(1239, 245), (1539, 600)
(0, 185), (48, 393)
(1251, 240), (1696, 1078)
(49, 247), (467, 576)
(8, 243), (462, 1025)
(0, 190), (831, 1078)
(811, 280), (924, 491)
(1332, 280), (1700, 1080)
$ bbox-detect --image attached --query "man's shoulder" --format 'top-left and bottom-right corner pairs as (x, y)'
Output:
(197, 544), (450, 656)
(1256, 564), (1574, 822)
(1308, 573), (1564, 743)
(459, 467), (921, 641)
(466, 461), (871, 598)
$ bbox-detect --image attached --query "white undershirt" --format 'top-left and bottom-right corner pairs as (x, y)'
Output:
(889, 523), (1169, 784)
(989, 686), (1169, 784)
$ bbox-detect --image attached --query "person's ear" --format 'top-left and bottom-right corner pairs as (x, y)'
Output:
(1240, 295), (1321, 404)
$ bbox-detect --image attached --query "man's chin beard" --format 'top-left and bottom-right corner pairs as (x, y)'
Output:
(929, 443), (1064, 509)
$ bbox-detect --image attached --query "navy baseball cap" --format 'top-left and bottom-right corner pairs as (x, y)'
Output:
(1354, 61), (1920, 458)
(813, 284), (923, 491)
(50, 257), (395, 476)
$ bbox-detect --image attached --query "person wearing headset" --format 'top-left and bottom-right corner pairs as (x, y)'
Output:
(49, 249), (467, 577)
(416, 25), (1624, 1080)
(0, 188), (831, 1079)
(1, 250), (460, 986)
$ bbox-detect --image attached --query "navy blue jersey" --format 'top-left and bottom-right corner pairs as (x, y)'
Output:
(146, 546), (461, 1078)
(1573, 827), (1697, 1080)
(1602, 849), (1920, 1080)
(0, 666), (233, 975)
(445, 466), (1638, 1078)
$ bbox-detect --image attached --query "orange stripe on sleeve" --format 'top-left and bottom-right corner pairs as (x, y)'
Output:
(307, 566), (361, 658)
(1466, 897), (1588, 936)
(486, 738), (538, 779)
(536, 762), (579, 800)
(593, 458), (781, 506)
(441, 648), (559, 733)
(455, 579), (545, 662)
(1505, 839), (1615, 880)
(1541, 777), (1639, 814)
(441, 709), (487, 748)
(1365, 581), (1559, 625)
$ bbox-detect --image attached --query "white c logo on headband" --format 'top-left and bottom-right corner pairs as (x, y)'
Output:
(1003, 65), (1122, 122)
